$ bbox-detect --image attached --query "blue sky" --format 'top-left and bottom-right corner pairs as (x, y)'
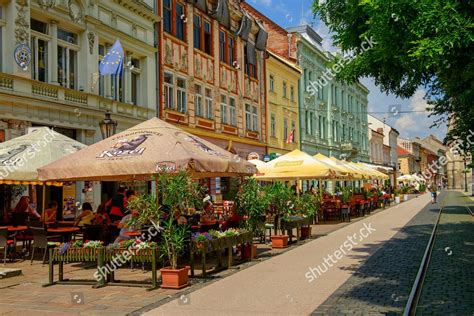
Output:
(247, 0), (448, 141)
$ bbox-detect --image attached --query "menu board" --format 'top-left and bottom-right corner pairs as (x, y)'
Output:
(62, 183), (76, 219)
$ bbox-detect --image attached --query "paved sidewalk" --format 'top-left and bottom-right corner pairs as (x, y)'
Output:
(417, 191), (474, 314)
(146, 194), (432, 316)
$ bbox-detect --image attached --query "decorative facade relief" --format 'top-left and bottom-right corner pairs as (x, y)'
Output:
(37, 0), (57, 9)
(68, 0), (84, 23)
(87, 31), (95, 54)
(15, 0), (30, 45)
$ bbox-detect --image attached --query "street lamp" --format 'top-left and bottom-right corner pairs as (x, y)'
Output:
(464, 156), (468, 193)
(99, 111), (117, 139)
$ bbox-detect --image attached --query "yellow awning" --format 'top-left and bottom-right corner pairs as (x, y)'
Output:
(329, 157), (368, 179)
(255, 149), (339, 180)
(314, 153), (361, 179)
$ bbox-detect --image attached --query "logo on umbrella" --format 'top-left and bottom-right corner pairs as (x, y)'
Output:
(97, 134), (150, 159)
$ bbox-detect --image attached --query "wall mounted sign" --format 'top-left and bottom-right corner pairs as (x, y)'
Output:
(14, 44), (32, 69)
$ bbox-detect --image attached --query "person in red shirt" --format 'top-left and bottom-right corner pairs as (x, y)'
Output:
(107, 187), (127, 222)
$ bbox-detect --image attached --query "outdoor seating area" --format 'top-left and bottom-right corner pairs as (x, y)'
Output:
(0, 117), (402, 292)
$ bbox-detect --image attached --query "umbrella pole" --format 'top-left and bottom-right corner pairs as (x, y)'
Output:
(41, 184), (46, 225)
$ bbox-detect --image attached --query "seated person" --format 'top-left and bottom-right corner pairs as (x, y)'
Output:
(74, 203), (95, 227)
(94, 203), (111, 226)
(14, 196), (41, 221)
(113, 211), (139, 244)
(42, 201), (58, 223)
(199, 200), (217, 225)
(174, 210), (188, 225)
(220, 207), (242, 230)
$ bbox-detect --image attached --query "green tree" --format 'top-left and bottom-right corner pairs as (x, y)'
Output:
(313, 0), (474, 149)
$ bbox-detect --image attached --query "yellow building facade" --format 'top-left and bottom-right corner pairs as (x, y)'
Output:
(266, 51), (301, 156)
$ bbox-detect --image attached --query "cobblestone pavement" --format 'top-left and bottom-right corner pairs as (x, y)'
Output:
(417, 191), (474, 315)
(313, 191), (447, 315)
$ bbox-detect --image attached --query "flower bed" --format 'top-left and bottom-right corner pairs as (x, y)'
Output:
(190, 229), (254, 277)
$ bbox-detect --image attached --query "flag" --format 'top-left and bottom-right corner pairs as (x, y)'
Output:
(286, 129), (295, 144)
(99, 39), (124, 76)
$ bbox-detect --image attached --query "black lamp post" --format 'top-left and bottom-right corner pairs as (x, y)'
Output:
(99, 111), (117, 139)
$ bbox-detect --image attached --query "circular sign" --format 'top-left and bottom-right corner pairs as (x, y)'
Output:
(14, 44), (32, 69)
(247, 152), (260, 161)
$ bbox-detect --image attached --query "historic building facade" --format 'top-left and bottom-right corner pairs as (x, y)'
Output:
(242, 2), (301, 157)
(0, 0), (157, 210)
(264, 51), (301, 156)
(158, 0), (267, 160)
(286, 25), (370, 162)
(398, 137), (422, 173)
(369, 128), (384, 165)
(0, 0), (157, 143)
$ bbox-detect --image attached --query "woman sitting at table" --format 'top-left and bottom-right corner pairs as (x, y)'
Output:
(74, 203), (95, 227)
(42, 201), (58, 223)
(13, 196), (41, 221)
(174, 210), (188, 225)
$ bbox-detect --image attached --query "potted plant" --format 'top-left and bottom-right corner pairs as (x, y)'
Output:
(265, 183), (295, 248)
(394, 189), (401, 204)
(126, 193), (161, 230)
(296, 193), (319, 238)
(158, 171), (204, 289)
(340, 187), (352, 221)
(235, 178), (268, 257)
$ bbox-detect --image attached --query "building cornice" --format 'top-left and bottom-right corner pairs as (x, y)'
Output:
(113, 0), (160, 22)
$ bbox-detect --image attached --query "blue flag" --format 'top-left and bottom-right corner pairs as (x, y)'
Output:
(99, 39), (124, 76)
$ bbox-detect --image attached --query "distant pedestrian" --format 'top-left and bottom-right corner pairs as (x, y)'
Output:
(429, 185), (437, 204)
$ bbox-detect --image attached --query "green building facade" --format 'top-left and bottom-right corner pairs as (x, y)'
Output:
(287, 25), (370, 162)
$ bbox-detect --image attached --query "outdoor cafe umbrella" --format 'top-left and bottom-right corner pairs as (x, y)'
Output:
(354, 162), (389, 180)
(329, 157), (368, 179)
(313, 153), (360, 179)
(0, 127), (85, 185)
(255, 149), (339, 181)
(38, 117), (256, 182)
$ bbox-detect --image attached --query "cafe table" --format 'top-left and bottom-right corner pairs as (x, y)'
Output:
(124, 231), (141, 237)
(47, 227), (80, 242)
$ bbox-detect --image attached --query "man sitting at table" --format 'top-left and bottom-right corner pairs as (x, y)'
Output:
(113, 211), (138, 244)
(199, 199), (217, 225)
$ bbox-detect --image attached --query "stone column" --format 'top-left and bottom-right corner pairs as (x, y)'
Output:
(49, 20), (58, 84)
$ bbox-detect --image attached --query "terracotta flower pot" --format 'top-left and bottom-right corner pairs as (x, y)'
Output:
(300, 226), (312, 239)
(160, 266), (189, 289)
(241, 244), (257, 260)
(271, 235), (289, 249)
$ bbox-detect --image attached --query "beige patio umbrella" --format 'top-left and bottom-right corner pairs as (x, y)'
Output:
(38, 117), (256, 182)
(0, 127), (85, 185)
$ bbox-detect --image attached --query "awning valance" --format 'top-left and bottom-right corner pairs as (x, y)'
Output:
(255, 20), (268, 51)
(236, 12), (252, 41)
(209, 0), (230, 29)
(246, 42), (256, 65)
(187, 0), (207, 12)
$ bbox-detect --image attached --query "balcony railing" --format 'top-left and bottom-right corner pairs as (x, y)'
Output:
(0, 73), (154, 120)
